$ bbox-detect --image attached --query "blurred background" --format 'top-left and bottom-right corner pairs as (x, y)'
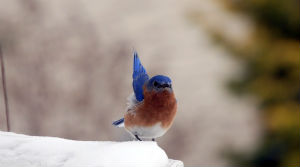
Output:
(0, 0), (298, 166)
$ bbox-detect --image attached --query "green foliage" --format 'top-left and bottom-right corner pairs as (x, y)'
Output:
(223, 0), (300, 166)
(228, 0), (300, 39)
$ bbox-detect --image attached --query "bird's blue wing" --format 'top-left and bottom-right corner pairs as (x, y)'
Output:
(132, 51), (149, 102)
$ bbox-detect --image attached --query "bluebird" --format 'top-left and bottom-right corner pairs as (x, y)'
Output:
(113, 51), (177, 141)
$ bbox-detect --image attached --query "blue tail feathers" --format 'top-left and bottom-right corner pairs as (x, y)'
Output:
(112, 118), (124, 127)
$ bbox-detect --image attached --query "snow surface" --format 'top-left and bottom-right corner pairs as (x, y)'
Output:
(0, 131), (183, 167)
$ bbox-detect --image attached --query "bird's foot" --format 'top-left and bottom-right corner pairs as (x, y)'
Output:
(135, 135), (142, 141)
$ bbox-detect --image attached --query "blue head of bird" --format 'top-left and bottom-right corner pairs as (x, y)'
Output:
(146, 75), (172, 92)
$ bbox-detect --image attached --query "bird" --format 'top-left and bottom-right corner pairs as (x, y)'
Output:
(113, 51), (177, 141)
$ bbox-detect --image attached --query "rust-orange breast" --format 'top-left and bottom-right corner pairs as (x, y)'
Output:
(125, 88), (177, 129)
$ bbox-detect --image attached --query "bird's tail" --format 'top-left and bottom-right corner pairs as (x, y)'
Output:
(112, 118), (124, 127)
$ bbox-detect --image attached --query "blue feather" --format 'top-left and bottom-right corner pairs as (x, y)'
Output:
(112, 118), (124, 126)
(132, 51), (149, 101)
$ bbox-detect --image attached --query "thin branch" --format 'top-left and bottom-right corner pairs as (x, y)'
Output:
(0, 45), (10, 132)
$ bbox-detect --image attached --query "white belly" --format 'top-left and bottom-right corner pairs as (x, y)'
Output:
(125, 123), (167, 139)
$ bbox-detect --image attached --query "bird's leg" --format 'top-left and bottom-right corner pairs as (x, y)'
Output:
(152, 138), (155, 141)
(135, 135), (142, 141)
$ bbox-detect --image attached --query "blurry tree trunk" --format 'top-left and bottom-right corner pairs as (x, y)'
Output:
(0, 46), (10, 131)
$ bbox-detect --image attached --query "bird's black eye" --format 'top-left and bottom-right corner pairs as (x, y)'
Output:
(153, 81), (159, 87)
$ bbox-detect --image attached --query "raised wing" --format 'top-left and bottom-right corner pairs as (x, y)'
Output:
(132, 51), (149, 102)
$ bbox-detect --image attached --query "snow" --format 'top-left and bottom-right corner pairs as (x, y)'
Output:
(0, 131), (183, 167)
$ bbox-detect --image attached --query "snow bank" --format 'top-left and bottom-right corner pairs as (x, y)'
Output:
(0, 131), (183, 167)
